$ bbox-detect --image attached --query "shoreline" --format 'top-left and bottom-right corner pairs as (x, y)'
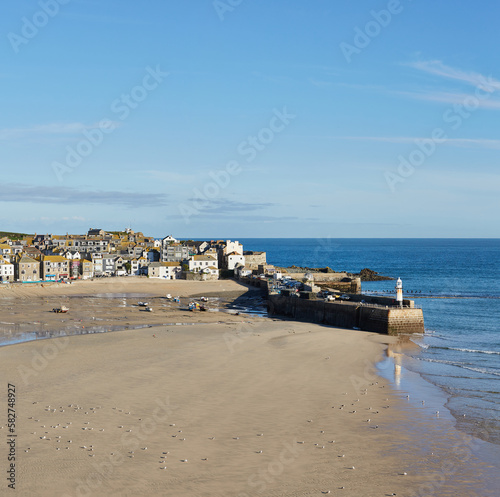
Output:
(385, 335), (500, 448)
(1, 280), (498, 495)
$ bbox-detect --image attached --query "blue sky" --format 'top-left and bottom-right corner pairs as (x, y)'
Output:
(1, 0), (499, 238)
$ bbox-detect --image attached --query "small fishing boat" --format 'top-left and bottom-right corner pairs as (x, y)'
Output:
(53, 305), (69, 313)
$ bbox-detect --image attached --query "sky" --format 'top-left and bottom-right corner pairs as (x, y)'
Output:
(1, 0), (499, 238)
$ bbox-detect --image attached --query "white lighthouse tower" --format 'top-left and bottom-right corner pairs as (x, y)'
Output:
(395, 277), (403, 307)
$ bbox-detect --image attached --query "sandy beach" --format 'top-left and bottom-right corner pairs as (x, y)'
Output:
(0, 279), (497, 496)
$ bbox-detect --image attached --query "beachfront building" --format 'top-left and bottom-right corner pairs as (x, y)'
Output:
(70, 259), (81, 279)
(129, 258), (141, 275)
(81, 260), (94, 279)
(185, 255), (219, 273)
(224, 252), (245, 271)
(147, 261), (182, 279)
(0, 257), (15, 282)
(42, 255), (70, 281)
(137, 256), (149, 275)
(162, 242), (189, 262)
(92, 253), (103, 275)
(15, 256), (41, 282)
(114, 256), (127, 276)
(234, 264), (252, 279)
(102, 255), (117, 275)
(202, 266), (219, 279)
(243, 251), (267, 270)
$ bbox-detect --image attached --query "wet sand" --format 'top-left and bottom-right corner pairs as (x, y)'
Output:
(0, 279), (497, 496)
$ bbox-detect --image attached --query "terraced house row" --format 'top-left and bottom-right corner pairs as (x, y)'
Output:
(0, 228), (266, 283)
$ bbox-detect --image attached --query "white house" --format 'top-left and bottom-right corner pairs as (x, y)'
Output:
(186, 255), (218, 273)
(0, 257), (14, 282)
(234, 264), (252, 279)
(223, 240), (243, 256)
(148, 262), (182, 279)
(91, 253), (103, 275)
(226, 253), (245, 270)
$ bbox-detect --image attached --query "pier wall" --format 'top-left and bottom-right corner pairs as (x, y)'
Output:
(267, 294), (424, 335)
(285, 273), (361, 293)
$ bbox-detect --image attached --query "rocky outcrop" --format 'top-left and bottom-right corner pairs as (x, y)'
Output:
(356, 268), (393, 281)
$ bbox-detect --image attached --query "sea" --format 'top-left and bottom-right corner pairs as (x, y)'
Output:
(239, 238), (500, 446)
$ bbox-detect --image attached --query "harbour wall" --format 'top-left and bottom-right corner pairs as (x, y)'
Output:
(267, 294), (424, 335)
(239, 276), (424, 334)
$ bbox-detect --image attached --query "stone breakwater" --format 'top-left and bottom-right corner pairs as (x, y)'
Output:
(267, 294), (424, 335)
(241, 276), (425, 335)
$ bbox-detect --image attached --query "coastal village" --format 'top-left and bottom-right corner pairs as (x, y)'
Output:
(0, 228), (267, 283)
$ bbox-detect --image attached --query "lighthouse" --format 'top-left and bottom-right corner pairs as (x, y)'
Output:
(396, 277), (403, 307)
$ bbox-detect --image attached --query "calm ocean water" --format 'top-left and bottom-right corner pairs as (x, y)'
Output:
(239, 238), (500, 444)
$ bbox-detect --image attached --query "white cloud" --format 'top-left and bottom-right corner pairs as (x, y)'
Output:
(407, 60), (500, 91)
(335, 136), (500, 149)
(0, 122), (121, 141)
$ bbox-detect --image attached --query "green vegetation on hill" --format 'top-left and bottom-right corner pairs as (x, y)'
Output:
(0, 231), (31, 240)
